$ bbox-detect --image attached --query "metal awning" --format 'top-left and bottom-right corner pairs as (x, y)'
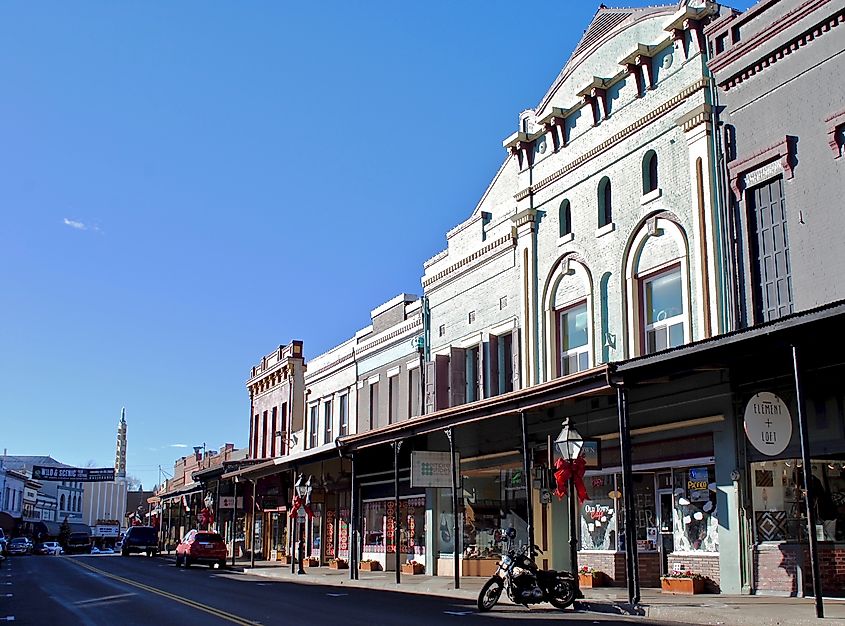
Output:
(221, 445), (340, 481)
(156, 483), (203, 502)
(338, 365), (612, 451)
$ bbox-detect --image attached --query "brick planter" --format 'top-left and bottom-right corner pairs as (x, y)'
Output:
(359, 560), (382, 572)
(661, 577), (705, 594)
(329, 559), (348, 570)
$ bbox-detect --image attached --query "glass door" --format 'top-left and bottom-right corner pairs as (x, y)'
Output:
(657, 475), (675, 576)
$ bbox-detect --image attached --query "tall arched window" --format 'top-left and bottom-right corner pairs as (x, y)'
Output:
(642, 150), (658, 194)
(559, 199), (572, 237)
(598, 177), (612, 227)
(60, 494), (66, 510)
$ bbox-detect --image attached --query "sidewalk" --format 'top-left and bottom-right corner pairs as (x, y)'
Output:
(229, 559), (845, 625)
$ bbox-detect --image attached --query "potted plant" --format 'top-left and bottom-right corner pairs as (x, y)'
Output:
(329, 558), (348, 570)
(358, 559), (382, 572)
(577, 565), (606, 588)
(660, 568), (706, 594)
(305, 556), (320, 567)
(401, 560), (425, 575)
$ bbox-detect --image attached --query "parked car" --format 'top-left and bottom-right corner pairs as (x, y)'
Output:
(0, 529), (7, 555)
(175, 530), (227, 568)
(38, 541), (63, 555)
(8, 537), (33, 556)
(66, 532), (92, 554)
(121, 525), (159, 557)
(98, 547), (115, 554)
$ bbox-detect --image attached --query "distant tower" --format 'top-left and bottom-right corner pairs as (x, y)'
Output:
(115, 407), (127, 478)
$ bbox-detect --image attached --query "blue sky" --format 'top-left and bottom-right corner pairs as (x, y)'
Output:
(0, 1), (754, 489)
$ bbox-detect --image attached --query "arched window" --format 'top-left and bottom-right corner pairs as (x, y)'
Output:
(642, 150), (658, 194)
(559, 199), (572, 237)
(598, 177), (612, 227)
(60, 494), (66, 510)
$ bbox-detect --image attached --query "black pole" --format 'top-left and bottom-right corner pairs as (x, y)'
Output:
(519, 411), (534, 554)
(792, 345), (824, 618)
(350, 452), (358, 580)
(394, 440), (402, 584)
(231, 480), (238, 567)
(251, 480), (257, 568)
(617, 386), (640, 605)
(215, 479), (220, 533)
(569, 474), (582, 599)
(297, 514), (305, 575)
(447, 428), (460, 589)
(167, 499), (172, 554)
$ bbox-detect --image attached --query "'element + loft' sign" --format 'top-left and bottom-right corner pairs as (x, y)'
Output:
(743, 392), (792, 456)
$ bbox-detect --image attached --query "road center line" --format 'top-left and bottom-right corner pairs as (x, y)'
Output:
(68, 559), (257, 626)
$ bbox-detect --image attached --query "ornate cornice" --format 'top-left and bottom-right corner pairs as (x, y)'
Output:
(422, 232), (516, 289)
(514, 78), (708, 202)
(712, 3), (844, 91)
(727, 135), (798, 201)
(355, 315), (422, 356)
(305, 351), (355, 382)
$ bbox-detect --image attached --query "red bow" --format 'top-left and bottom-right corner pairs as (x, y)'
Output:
(288, 494), (313, 519)
(553, 457), (588, 503)
(199, 507), (214, 527)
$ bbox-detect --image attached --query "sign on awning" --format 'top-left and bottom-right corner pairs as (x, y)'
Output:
(411, 451), (459, 488)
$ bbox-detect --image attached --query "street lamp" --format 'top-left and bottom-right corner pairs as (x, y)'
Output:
(554, 418), (584, 599)
(293, 474), (313, 575)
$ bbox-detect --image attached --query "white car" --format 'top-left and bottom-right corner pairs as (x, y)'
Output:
(40, 542), (63, 555)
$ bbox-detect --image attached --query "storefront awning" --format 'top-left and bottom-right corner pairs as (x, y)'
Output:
(221, 445), (339, 481)
(156, 482), (203, 502)
(338, 365), (612, 451)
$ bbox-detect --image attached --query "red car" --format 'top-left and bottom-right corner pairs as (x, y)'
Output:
(175, 530), (227, 568)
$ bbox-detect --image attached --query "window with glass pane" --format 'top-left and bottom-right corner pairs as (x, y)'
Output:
(339, 394), (348, 436)
(580, 473), (619, 550)
(559, 301), (589, 375)
(643, 266), (684, 354)
(309, 405), (318, 448)
(323, 400), (332, 445)
(672, 466), (718, 552)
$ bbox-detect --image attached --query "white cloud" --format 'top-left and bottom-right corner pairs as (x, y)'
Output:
(63, 218), (102, 233)
(63, 218), (87, 230)
(169, 443), (188, 448)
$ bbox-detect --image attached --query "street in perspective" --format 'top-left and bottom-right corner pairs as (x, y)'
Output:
(2, 0), (845, 625)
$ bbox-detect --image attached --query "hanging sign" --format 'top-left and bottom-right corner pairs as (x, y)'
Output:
(33, 466), (115, 482)
(411, 451), (459, 488)
(744, 392), (792, 456)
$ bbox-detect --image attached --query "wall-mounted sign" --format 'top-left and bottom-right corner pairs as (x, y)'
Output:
(580, 439), (602, 469)
(411, 451), (459, 488)
(33, 466), (115, 482)
(218, 496), (244, 509)
(744, 392), (792, 456)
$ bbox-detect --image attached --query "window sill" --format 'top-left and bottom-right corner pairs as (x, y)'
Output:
(641, 188), (662, 205)
(557, 232), (574, 246)
(595, 222), (615, 238)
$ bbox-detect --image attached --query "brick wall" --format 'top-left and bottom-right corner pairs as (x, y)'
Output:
(577, 551), (661, 588)
(667, 552), (721, 593)
(754, 543), (845, 597)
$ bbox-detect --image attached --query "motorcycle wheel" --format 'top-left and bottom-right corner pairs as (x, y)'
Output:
(477, 577), (504, 612)
(548, 579), (576, 610)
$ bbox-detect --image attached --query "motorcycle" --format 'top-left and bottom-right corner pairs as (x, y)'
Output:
(476, 531), (576, 612)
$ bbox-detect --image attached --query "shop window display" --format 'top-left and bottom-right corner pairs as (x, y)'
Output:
(310, 503), (322, 556)
(580, 473), (620, 550)
(460, 467), (528, 559)
(751, 459), (845, 542)
(672, 466), (718, 552)
(362, 497), (425, 554)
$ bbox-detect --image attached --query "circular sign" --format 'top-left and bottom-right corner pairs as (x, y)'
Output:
(744, 392), (792, 456)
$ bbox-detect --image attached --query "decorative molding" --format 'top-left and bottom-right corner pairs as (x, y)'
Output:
(422, 232), (516, 289)
(355, 315), (422, 356)
(676, 102), (712, 132)
(305, 351), (355, 382)
(714, 6), (845, 91)
(512, 208), (538, 228)
(825, 109), (845, 158)
(727, 136), (798, 201)
(514, 78), (708, 202)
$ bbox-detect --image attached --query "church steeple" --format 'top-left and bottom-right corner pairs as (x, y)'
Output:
(115, 407), (127, 478)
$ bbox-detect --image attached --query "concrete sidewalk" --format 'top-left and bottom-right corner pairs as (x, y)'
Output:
(229, 559), (845, 625)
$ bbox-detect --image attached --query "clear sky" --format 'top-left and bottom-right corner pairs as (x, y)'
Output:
(0, 1), (755, 489)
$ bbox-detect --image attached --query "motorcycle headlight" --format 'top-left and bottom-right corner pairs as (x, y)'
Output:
(501, 555), (512, 567)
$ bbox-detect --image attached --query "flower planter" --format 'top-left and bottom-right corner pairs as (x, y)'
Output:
(359, 561), (382, 572)
(278, 554), (292, 565)
(661, 577), (705, 594)
(578, 572), (606, 588)
(401, 562), (425, 575)
(329, 560), (348, 570)
(305, 557), (319, 567)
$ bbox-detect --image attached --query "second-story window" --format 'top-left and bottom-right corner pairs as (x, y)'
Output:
(339, 394), (349, 436)
(270, 407), (277, 457)
(323, 400), (333, 445)
(559, 301), (589, 376)
(309, 404), (319, 449)
(642, 150), (658, 194)
(642, 265), (685, 354)
(559, 199), (572, 237)
(369, 381), (379, 430)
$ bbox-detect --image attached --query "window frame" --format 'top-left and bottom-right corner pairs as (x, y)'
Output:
(308, 404), (319, 449)
(557, 300), (590, 377)
(338, 394), (349, 436)
(640, 263), (685, 355)
(323, 399), (333, 445)
(598, 177), (612, 227)
(559, 199), (572, 237)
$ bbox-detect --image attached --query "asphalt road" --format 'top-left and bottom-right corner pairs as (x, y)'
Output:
(1, 554), (672, 625)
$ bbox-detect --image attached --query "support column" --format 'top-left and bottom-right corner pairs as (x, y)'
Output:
(520, 412), (534, 553)
(251, 480), (257, 568)
(231, 480), (238, 567)
(447, 428), (460, 589)
(349, 453), (358, 580)
(394, 440), (402, 584)
(617, 386), (640, 605)
(793, 345), (824, 618)
(512, 209), (539, 386)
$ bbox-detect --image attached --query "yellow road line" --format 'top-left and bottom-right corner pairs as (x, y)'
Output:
(70, 559), (259, 626)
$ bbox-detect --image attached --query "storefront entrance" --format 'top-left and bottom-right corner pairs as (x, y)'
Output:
(264, 509), (287, 561)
